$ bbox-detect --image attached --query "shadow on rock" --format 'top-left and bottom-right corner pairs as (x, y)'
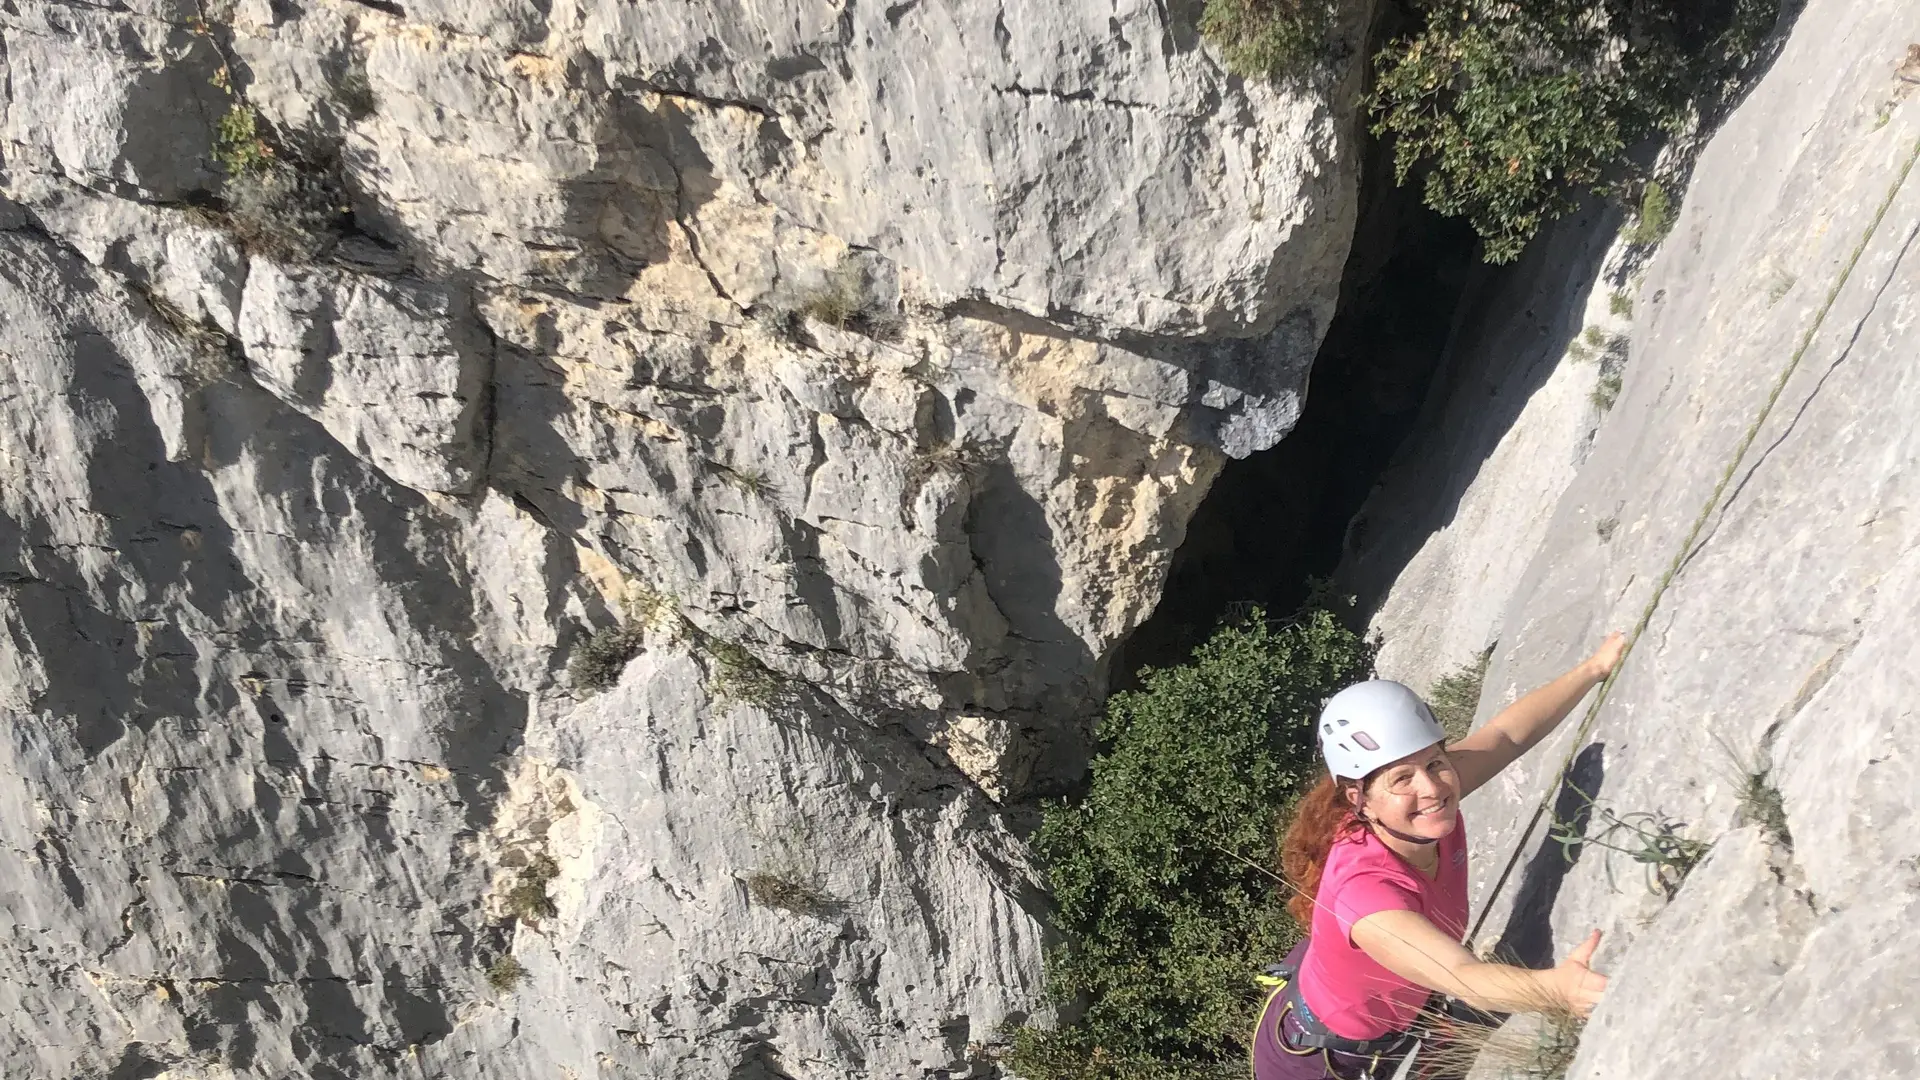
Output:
(1494, 741), (1607, 969)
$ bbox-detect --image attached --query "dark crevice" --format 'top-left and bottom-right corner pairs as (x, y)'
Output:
(1116, 130), (1487, 683)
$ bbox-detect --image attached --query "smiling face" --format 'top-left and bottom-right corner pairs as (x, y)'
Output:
(1351, 742), (1460, 841)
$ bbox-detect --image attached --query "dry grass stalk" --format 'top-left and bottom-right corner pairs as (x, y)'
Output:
(1410, 990), (1584, 1080)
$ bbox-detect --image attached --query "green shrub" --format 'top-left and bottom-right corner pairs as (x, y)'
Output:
(1370, 0), (1778, 262)
(214, 104), (275, 177)
(222, 159), (349, 262)
(1009, 608), (1374, 1079)
(503, 853), (560, 921)
(1590, 367), (1625, 412)
(486, 955), (527, 993)
(706, 636), (784, 707)
(1198, 0), (1338, 80)
(568, 620), (645, 694)
(1624, 180), (1674, 246)
(332, 57), (377, 121)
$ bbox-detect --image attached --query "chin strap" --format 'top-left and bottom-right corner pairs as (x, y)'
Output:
(1364, 818), (1440, 846)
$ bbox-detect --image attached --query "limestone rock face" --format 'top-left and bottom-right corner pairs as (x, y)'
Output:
(0, 0), (1368, 1076)
(1350, 3), (1920, 1075)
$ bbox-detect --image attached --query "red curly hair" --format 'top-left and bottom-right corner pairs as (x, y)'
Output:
(1278, 773), (1370, 928)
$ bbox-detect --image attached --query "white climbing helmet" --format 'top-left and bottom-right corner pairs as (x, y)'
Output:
(1318, 680), (1447, 779)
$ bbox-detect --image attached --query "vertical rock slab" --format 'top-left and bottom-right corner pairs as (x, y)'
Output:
(1354, 3), (1920, 1074)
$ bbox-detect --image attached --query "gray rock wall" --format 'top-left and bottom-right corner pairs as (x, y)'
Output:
(0, 0), (1370, 1076)
(1352, 2), (1920, 1074)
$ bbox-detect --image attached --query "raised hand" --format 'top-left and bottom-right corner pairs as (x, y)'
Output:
(1551, 928), (1609, 1018)
(1584, 631), (1628, 681)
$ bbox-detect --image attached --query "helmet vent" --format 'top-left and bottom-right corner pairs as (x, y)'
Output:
(1353, 732), (1380, 752)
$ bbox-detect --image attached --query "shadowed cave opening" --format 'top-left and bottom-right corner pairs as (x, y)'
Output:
(1114, 137), (1485, 686)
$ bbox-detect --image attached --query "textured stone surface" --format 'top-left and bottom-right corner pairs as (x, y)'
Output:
(1357, 3), (1920, 1075)
(0, 0), (1371, 1075)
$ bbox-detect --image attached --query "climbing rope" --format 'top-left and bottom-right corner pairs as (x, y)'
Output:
(1465, 133), (1920, 948)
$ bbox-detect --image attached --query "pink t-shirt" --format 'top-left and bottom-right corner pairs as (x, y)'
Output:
(1294, 813), (1470, 1039)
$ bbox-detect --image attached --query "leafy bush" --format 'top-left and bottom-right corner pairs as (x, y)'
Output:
(222, 160), (349, 261)
(1370, 0), (1779, 262)
(704, 636), (784, 707)
(208, 103), (349, 261)
(1199, 0), (1339, 80)
(486, 955), (527, 992)
(503, 853), (560, 921)
(568, 621), (645, 694)
(214, 104), (275, 176)
(1009, 608), (1375, 1079)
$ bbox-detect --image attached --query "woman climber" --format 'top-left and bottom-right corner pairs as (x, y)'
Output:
(1251, 633), (1628, 1080)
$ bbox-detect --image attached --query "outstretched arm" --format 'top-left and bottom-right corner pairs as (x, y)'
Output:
(1447, 633), (1626, 798)
(1351, 909), (1608, 1017)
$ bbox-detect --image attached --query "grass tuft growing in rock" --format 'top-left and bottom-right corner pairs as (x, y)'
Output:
(745, 869), (837, 916)
(1413, 995), (1584, 1080)
(1551, 799), (1710, 899)
(772, 259), (905, 343)
(503, 854), (560, 922)
(1590, 367), (1625, 413)
(1625, 180), (1676, 247)
(1717, 735), (1792, 848)
(1429, 647), (1493, 743)
(486, 954), (527, 993)
(705, 636), (784, 708)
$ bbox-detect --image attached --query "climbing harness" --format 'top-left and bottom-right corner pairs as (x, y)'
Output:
(1465, 134), (1920, 947)
(1251, 955), (1416, 1079)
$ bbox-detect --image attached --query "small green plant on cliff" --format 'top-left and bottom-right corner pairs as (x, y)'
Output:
(1369, 0), (1778, 261)
(1198, 0), (1338, 80)
(214, 103), (275, 176)
(705, 636), (784, 708)
(504, 853), (560, 921)
(1590, 366), (1625, 412)
(1007, 607), (1374, 1080)
(774, 259), (905, 343)
(568, 619), (646, 694)
(1429, 647), (1493, 742)
(193, 8), (350, 261)
(486, 954), (527, 993)
(1716, 735), (1792, 847)
(1625, 181), (1676, 246)
(331, 53), (377, 122)
(1551, 799), (1710, 899)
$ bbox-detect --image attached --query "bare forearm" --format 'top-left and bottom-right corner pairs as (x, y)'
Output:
(1439, 960), (1566, 1015)
(1486, 659), (1605, 754)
